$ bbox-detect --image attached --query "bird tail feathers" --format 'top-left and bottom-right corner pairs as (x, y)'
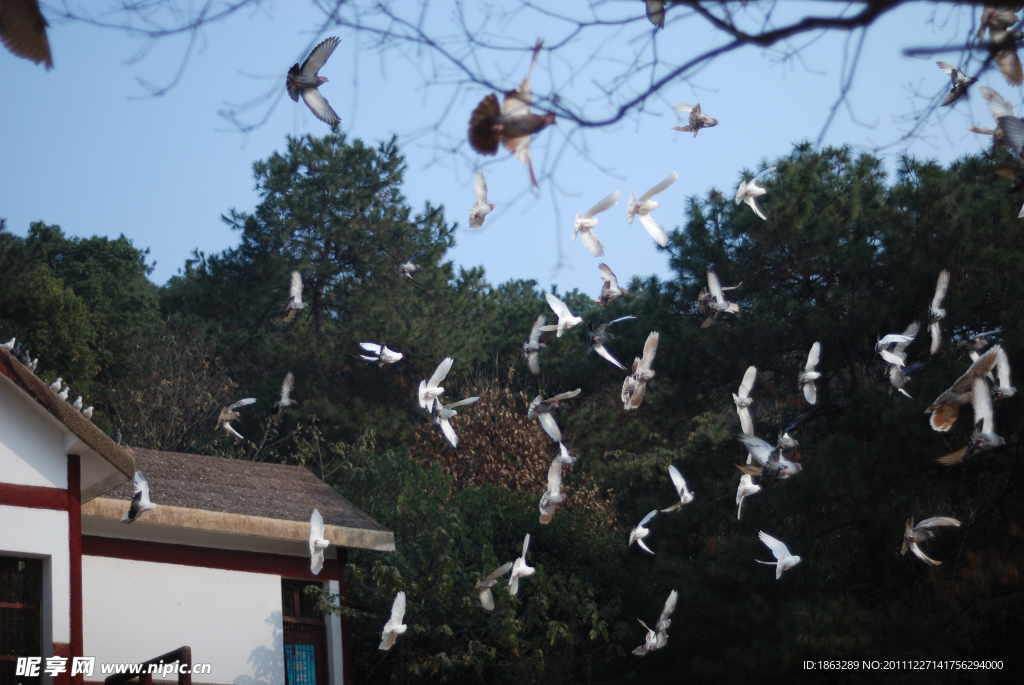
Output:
(469, 94), (503, 155)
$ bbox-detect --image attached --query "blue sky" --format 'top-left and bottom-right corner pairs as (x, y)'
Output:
(0, 1), (1008, 299)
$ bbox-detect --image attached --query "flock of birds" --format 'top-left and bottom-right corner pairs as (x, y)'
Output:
(4, 0), (1021, 662)
(2, 337), (95, 419)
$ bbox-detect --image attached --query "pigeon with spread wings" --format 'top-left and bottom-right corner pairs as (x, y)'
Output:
(733, 366), (757, 436)
(509, 534), (536, 596)
(286, 37), (341, 125)
(757, 531), (801, 579)
(432, 396), (480, 449)
(926, 346), (1000, 432)
(629, 510), (658, 555)
(309, 508), (330, 575)
(418, 357), (455, 411)
(735, 167), (776, 220)
(122, 469), (157, 524)
(672, 103), (718, 137)
(474, 561), (514, 611)
(799, 342), (821, 405)
(626, 172), (677, 247)
(573, 191), (620, 257)
(468, 172), (494, 228)
(528, 389), (582, 442)
(218, 398), (256, 440)
(523, 315), (547, 375)
(622, 332), (659, 410)
(539, 444), (575, 524)
(379, 591), (407, 650)
(587, 315), (636, 370)
(596, 263), (628, 306)
(936, 62), (975, 106)
(282, 271), (308, 322)
(661, 465), (694, 512)
(468, 39), (555, 187)
(541, 292), (583, 337)
(928, 270), (950, 355)
(902, 517), (960, 565)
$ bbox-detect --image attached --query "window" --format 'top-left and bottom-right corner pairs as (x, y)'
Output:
(0, 556), (42, 685)
(281, 580), (328, 685)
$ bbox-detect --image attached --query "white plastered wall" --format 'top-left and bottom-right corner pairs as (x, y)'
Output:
(0, 378), (68, 488)
(0, 505), (71, 645)
(83, 556), (284, 685)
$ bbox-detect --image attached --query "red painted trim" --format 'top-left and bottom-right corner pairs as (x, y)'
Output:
(82, 536), (346, 582)
(67, 456), (83, 685)
(53, 643), (71, 685)
(0, 482), (70, 511)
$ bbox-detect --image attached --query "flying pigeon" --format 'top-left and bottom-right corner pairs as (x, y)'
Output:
(0, 0), (52, 69)
(587, 315), (636, 370)
(121, 469), (157, 524)
(735, 167), (776, 220)
(468, 39), (555, 188)
(282, 271), (308, 323)
(660, 465), (694, 512)
(937, 376), (1004, 465)
(573, 191), (620, 257)
(876, 321), (920, 368)
(736, 474), (762, 520)
(359, 342), (404, 366)
(889, 362), (925, 399)
(81, 406), (94, 420)
(309, 508), (330, 575)
(926, 346), (1000, 432)
(626, 172), (677, 247)
(399, 250), (428, 279)
(756, 531), (801, 579)
(799, 342), (821, 405)
(672, 103), (718, 137)
(539, 445), (575, 524)
(72, 396), (83, 411)
(622, 332), (659, 410)
(378, 591), (408, 650)
(644, 1), (670, 28)
(418, 357), (455, 411)
(286, 37), (341, 126)
(736, 433), (802, 482)
(958, 328), (1002, 354)
(523, 315), (547, 375)
(468, 172), (494, 228)
(699, 269), (741, 328)
(988, 22), (1023, 87)
(271, 372), (297, 419)
(432, 396), (480, 449)
(936, 62), (976, 106)
(528, 389), (582, 442)
(733, 365), (758, 436)
(541, 292), (583, 337)
(629, 510), (658, 555)
(508, 533), (536, 596)
(633, 589), (678, 655)
(978, 5), (1019, 41)
(596, 263), (628, 306)
(217, 397), (257, 440)
(49, 377), (62, 392)
(473, 561), (514, 611)
(0, 338), (14, 351)
(929, 270), (950, 355)
(968, 86), (1016, 148)
(902, 517), (960, 565)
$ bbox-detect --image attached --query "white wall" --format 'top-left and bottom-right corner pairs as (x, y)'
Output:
(83, 556), (284, 685)
(0, 378), (68, 488)
(0, 505), (71, 643)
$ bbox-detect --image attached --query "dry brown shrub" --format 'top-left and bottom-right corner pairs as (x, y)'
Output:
(409, 379), (613, 528)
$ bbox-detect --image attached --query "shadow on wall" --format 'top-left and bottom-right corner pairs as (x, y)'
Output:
(234, 610), (283, 685)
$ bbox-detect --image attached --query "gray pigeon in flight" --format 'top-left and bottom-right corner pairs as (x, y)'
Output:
(122, 469), (157, 524)
(287, 37), (341, 126)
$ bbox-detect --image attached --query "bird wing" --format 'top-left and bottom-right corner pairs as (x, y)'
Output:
(803, 381), (817, 406)
(223, 423), (244, 440)
(929, 321), (941, 356)
(909, 542), (940, 566)
(980, 86), (1016, 124)
(745, 197), (767, 221)
(639, 509), (658, 527)
(546, 455), (564, 496)
(636, 539), (655, 555)
(548, 388), (582, 402)
(645, 0), (667, 28)
(438, 417), (459, 448)
(953, 346), (1001, 394)
(996, 347), (1012, 389)
(445, 396), (480, 411)
(739, 366), (757, 398)
(0, 0), (53, 69)
(584, 191), (620, 218)
(637, 213), (669, 247)
(638, 172), (678, 202)
(521, 533), (532, 558)
(895, 322), (921, 355)
(593, 344), (626, 370)
(478, 587), (495, 611)
(639, 332), (660, 373)
(579, 228), (605, 257)
(758, 531), (790, 561)
(390, 591), (407, 623)
(916, 517), (961, 530)
(751, 166), (777, 183)
(971, 376), (994, 430)
(427, 357), (455, 389)
(659, 590), (679, 625)
(545, 292), (571, 319)
(932, 269), (949, 309)
(360, 342), (383, 355)
(227, 397), (257, 411)
(672, 103), (694, 113)
(279, 372), (295, 403)
(804, 342), (821, 371)
(598, 263), (618, 287)
(310, 508), (325, 550)
(301, 36), (340, 75)
(738, 407), (754, 436)
(474, 171), (488, 204)
(528, 351), (541, 374)
(737, 434), (774, 466)
(1000, 113), (1024, 153)
(484, 561), (514, 582)
(667, 465), (685, 497)
(289, 271), (303, 302)
(529, 314), (546, 345)
(707, 270), (725, 300)
(936, 61), (957, 77)
(301, 88), (340, 126)
(504, 39), (543, 117)
(996, 45), (1024, 88)
(538, 412), (562, 441)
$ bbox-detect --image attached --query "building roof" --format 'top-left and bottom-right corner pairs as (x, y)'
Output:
(88, 447), (394, 551)
(0, 347), (134, 482)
